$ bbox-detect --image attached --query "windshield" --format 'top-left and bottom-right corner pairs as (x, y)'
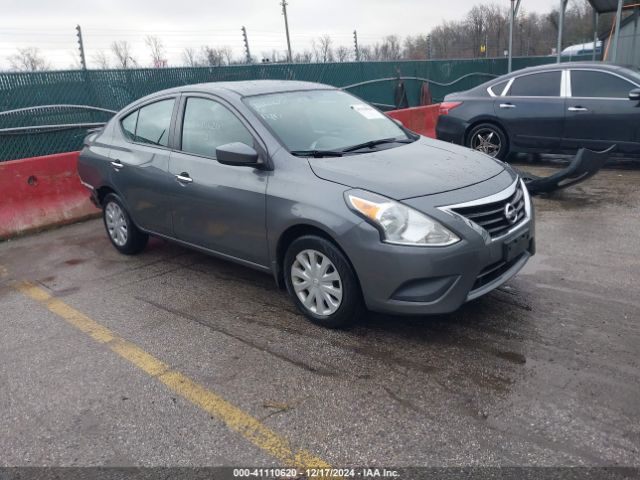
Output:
(244, 89), (410, 153)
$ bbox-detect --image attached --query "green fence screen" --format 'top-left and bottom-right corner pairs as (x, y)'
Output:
(0, 55), (588, 161)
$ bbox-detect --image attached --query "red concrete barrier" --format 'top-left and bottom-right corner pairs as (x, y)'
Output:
(387, 104), (440, 139)
(0, 152), (99, 240)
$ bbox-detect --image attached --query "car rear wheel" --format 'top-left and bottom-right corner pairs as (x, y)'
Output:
(467, 123), (508, 160)
(102, 193), (148, 255)
(284, 235), (364, 328)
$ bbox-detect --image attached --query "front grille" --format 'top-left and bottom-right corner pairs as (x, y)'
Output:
(452, 182), (526, 238)
(472, 253), (526, 292)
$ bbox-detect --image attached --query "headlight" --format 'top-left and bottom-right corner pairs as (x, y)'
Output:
(345, 190), (460, 246)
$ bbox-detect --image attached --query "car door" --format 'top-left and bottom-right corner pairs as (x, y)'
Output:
(562, 69), (640, 154)
(494, 70), (565, 151)
(168, 95), (269, 267)
(109, 97), (178, 235)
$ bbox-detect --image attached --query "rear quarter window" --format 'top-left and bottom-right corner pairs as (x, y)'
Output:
(489, 80), (509, 96)
(120, 110), (138, 141)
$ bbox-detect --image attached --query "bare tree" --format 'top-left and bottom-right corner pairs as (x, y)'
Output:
(374, 35), (402, 60)
(403, 35), (429, 60)
(145, 35), (167, 67)
(92, 50), (110, 69)
(111, 41), (137, 68)
(220, 46), (234, 65)
(8, 47), (50, 71)
(313, 35), (334, 63)
(466, 5), (488, 58)
(484, 4), (508, 57)
(293, 50), (313, 63)
(201, 46), (224, 66)
(182, 47), (200, 67)
(358, 45), (374, 61)
(335, 45), (351, 62)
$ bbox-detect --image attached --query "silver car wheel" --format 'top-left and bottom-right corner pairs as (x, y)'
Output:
(105, 201), (128, 247)
(471, 128), (501, 157)
(291, 249), (343, 316)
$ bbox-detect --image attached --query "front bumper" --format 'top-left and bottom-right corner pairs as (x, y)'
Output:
(340, 181), (535, 316)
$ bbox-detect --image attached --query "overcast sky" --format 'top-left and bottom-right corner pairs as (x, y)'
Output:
(0, 0), (561, 70)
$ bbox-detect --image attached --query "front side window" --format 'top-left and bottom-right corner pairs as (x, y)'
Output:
(134, 99), (175, 147)
(244, 89), (410, 152)
(507, 71), (561, 97)
(571, 70), (635, 99)
(181, 97), (254, 157)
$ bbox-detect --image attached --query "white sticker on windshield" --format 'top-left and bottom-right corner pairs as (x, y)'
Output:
(350, 104), (385, 120)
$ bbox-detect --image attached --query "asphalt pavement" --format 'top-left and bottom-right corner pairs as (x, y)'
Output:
(1, 165), (638, 472)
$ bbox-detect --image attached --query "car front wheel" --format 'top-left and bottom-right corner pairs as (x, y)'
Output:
(102, 193), (148, 255)
(284, 235), (364, 328)
(467, 123), (508, 160)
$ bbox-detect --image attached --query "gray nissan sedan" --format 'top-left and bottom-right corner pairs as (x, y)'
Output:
(78, 80), (535, 328)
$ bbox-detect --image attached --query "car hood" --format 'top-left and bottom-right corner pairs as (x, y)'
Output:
(307, 137), (505, 200)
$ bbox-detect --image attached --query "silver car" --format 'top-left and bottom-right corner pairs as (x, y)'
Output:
(78, 80), (535, 328)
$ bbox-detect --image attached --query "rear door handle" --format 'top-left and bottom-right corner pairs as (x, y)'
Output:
(568, 106), (589, 112)
(499, 103), (516, 109)
(175, 173), (193, 184)
(110, 160), (124, 170)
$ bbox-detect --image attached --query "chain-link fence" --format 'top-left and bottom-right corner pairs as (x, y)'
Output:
(0, 55), (589, 161)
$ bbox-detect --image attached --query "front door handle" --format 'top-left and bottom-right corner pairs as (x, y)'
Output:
(175, 173), (193, 184)
(499, 103), (516, 109)
(110, 160), (124, 170)
(568, 106), (589, 112)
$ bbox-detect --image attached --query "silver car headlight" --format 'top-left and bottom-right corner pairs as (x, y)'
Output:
(345, 190), (460, 247)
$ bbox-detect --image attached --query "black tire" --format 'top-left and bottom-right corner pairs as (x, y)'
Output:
(467, 123), (509, 160)
(102, 193), (148, 255)
(284, 235), (364, 328)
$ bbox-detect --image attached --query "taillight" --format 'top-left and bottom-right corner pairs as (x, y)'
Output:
(438, 102), (463, 115)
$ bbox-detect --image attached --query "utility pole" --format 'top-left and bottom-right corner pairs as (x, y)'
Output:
(508, 0), (521, 72)
(426, 34), (432, 59)
(280, 0), (293, 63)
(76, 24), (87, 70)
(557, 0), (569, 63)
(353, 30), (360, 61)
(241, 26), (252, 63)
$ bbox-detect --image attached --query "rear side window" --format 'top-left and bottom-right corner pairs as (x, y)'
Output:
(571, 70), (635, 98)
(181, 97), (253, 158)
(133, 99), (175, 147)
(508, 71), (561, 97)
(489, 80), (509, 96)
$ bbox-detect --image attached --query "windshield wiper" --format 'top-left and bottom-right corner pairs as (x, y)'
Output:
(340, 137), (413, 153)
(290, 149), (343, 158)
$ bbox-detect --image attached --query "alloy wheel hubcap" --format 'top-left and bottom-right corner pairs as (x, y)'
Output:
(105, 201), (128, 247)
(471, 129), (501, 157)
(291, 249), (343, 316)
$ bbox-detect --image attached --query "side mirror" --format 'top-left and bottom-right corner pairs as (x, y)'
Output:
(629, 88), (640, 101)
(216, 142), (261, 167)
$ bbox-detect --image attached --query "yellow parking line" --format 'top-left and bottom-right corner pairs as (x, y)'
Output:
(15, 281), (331, 470)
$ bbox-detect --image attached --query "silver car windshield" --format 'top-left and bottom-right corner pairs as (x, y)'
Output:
(245, 89), (410, 153)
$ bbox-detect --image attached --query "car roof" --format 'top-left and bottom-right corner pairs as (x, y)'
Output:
(459, 61), (638, 97)
(500, 61), (629, 79)
(158, 79), (334, 98)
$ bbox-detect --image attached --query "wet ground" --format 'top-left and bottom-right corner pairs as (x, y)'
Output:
(0, 164), (639, 470)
